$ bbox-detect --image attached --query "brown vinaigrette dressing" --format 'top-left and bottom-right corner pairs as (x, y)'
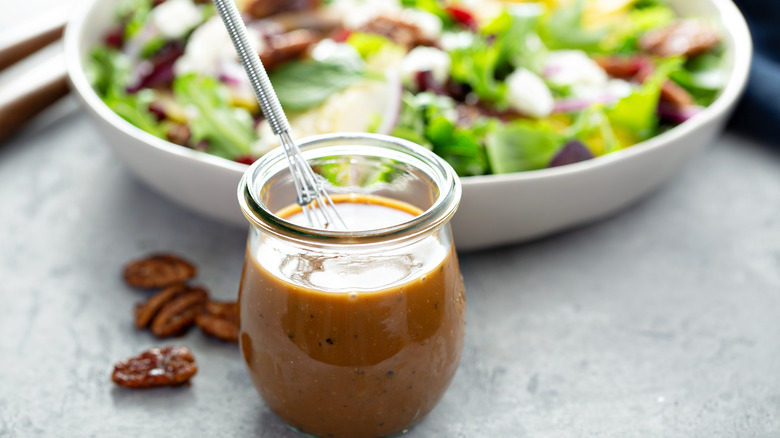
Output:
(238, 194), (466, 438)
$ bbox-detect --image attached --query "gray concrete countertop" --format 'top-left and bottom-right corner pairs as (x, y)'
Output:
(2, 97), (780, 437)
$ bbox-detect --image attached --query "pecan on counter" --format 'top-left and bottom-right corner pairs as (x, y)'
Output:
(196, 301), (239, 343)
(639, 19), (719, 58)
(123, 253), (197, 290)
(135, 285), (209, 337)
(112, 346), (198, 389)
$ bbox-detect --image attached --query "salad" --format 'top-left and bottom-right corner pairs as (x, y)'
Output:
(89, 0), (724, 175)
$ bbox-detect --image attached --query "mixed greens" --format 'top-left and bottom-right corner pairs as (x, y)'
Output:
(89, 0), (725, 174)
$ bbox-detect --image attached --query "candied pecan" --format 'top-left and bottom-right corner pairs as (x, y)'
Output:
(111, 346), (197, 389)
(150, 287), (209, 338)
(594, 55), (651, 79)
(358, 15), (436, 49)
(636, 67), (694, 108)
(639, 19), (719, 58)
(123, 254), (196, 290)
(134, 283), (188, 328)
(166, 123), (191, 146)
(245, 0), (320, 19)
(196, 301), (239, 343)
(659, 80), (694, 107)
(260, 30), (317, 71)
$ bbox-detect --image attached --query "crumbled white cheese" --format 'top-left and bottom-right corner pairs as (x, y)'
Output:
(506, 67), (554, 118)
(440, 31), (475, 52)
(400, 46), (451, 86)
(570, 78), (634, 101)
(331, 0), (403, 29)
(151, 0), (203, 39)
(174, 17), (265, 100)
(545, 50), (608, 88)
(398, 9), (443, 41)
(254, 78), (394, 153)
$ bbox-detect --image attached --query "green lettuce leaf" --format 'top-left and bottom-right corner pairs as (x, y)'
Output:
(670, 51), (724, 106)
(539, 0), (606, 52)
(269, 49), (366, 111)
(609, 2), (676, 53)
(485, 120), (565, 173)
(119, 0), (153, 39)
(106, 90), (167, 139)
(173, 74), (256, 159)
(88, 47), (131, 98)
(607, 57), (682, 139)
(89, 47), (166, 139)
(391, 92), (491, 176)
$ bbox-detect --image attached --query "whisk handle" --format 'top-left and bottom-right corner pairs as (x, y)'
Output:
(212, 0), (290, 135)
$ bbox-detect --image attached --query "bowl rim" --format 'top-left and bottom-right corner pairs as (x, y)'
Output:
(64, 0), (753, 184)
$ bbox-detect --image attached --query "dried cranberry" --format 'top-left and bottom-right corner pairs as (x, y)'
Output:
(234, 155), (257, 166)
(446, 5), (479, 31)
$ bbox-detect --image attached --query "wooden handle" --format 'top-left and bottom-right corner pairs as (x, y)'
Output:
(0, 9), (68, 72)
(0, 53), (69, 142)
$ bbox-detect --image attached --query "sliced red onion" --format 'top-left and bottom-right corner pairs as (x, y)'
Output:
(543, 65), (563, 78)
(657, 103), (702, 124)
(123, 23), (160, 60)
(376, 70), (402, 136)
(549, 139), (594, 168)
(218, 74), (242, 85)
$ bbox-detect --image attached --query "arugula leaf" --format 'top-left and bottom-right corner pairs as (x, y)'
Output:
(391, 92), (491, 175)
(173, 74), (256, 159)
(269, 53), (366, 112)
(400, 0), (453, 28)
(483, 10), (546, 74)
(105, 90), (166, 138)
(670, 52), (724, 106)
(607, 57), (682, 139)
(88, 47), (132, 98)
(119, 0), (153, 40)
(539, 0), (606, 52)
(90, 47), (166, 138)
(448, 12), (546, 107)
(427, 116), (493, 176)
(485, 120), (565, 173)
(392, 92), (450, 149)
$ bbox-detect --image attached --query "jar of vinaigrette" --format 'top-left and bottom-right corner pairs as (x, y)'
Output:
(237, 133), (465, 438)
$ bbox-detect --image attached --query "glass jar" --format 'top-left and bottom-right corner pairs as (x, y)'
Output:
(237, 133), (465, 438)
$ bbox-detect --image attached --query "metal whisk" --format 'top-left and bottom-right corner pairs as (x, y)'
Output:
(213, 0), (346, 230)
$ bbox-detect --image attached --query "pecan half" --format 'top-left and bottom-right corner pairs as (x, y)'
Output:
(260, 30), (317, 71)
(358, 15), (437, 49)
(150, 287), (209, 338)
(245, 0), (320, 20)
(196, 301), (239, 343)
(636, 66), (695, 108)
(639, 20), (719, 58)
(134, 283), (188, 328)
(123, 254), (197, 289)
(112, 346), (197, 389)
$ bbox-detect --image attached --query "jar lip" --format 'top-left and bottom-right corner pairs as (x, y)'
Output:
(237, 133), (461, 245)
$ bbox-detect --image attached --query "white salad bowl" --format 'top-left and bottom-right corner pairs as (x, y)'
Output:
(64, 0), (751, 251)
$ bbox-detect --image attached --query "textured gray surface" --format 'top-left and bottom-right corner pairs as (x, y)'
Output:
(1, 98), (780, 438)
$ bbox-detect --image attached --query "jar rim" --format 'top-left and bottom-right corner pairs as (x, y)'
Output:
(237, 133), (462, 245)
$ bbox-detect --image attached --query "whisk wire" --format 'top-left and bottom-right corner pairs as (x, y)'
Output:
(214, 0), (347, 230)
